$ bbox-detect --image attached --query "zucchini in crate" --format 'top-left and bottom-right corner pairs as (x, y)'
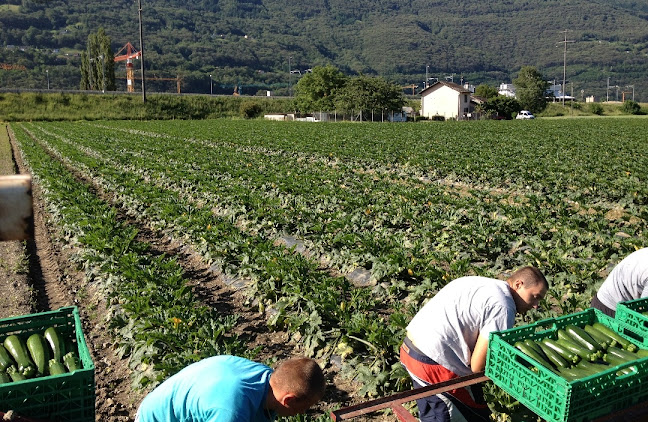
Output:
(63, 351), (81, 372)
(565, 324), (603, 356)
(48, 358), (67, 376)
(4, 335), (36, 377)
(6, 365), (26, 382)
(0, 370), (11, 384)
(27, 333), (51, 376)
(514, 341), (553, 369)
(584, 324), (613, 349)
(541, 337), (580, 364)
(556, 331), (598, 362)
(605, 346), (640, 364)
(591, 322), (638, 352)
(538, 341), (571, 369)
(0, 344), (15, 371)
(44, 326), (66, 362)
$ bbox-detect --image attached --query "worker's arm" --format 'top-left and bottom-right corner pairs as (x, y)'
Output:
(470, 334), (490, 373)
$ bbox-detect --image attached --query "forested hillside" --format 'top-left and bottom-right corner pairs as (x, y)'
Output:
(1, 0), (647, 100)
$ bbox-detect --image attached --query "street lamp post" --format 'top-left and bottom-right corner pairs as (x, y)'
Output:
(210, 74), (212, 95)
(46, 70), (49, 90)
(425, 65), (429, 89)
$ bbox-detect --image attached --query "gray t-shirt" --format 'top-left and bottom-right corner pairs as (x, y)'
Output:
(597, 248), (648, 310)
(406, 276), (516, 376)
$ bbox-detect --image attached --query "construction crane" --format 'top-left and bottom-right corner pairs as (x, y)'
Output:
(114, 42), (141, 92)
(140, 75), (182, 93)
(402, 84), (419, 95)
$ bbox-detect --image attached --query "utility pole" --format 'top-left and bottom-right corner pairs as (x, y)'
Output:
(607, 77), (610, 102)
(138, 0), (146, 103)
(557, 30), (574, 107)
(425, 65), (429, 89)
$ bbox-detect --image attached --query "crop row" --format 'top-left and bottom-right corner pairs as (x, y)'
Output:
(11, 124), (251, 389)
(10, 119), (648, 416)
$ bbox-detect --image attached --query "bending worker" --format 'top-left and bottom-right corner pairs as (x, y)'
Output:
(400, 266), (548, 422)
(136, 355), (326, 422)
(592, 247), (648, 317)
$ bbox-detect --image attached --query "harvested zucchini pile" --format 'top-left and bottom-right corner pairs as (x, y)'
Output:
(515, 322), (648, 381)
(0, 326), (81, 383)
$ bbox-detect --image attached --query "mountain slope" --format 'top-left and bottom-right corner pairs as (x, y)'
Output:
(1, 0), (646, 100)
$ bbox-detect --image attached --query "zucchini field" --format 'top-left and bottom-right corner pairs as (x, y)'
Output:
(9, 118), (648, 420)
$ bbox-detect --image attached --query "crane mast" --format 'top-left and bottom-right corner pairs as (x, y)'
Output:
(114, 42), (141, 92)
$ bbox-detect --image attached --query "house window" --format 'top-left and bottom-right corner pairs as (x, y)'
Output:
(463, 107), (469, 113)
(464, 94), (468, 103)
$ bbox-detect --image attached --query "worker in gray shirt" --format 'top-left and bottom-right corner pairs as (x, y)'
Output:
(592, 248), (648, 317)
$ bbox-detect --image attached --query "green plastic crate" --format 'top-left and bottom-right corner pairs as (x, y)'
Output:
(0, 307), (95, 422)
(486, 308), (648, 422)
(615, 297), (648, 346)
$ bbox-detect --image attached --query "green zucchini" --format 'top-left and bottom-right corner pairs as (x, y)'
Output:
(63, 351), (81, 372)
(4, 335), (36, 377)
(0, 344), (15, 371)
(523, 338), (545, 355)
(6, 365), (26, 382)
(541, 337), (580, 364)
(555, 336), (597, 362)
(44, 326), (65, 362)
(606, 346), (639, 362)
(584, 324), (613, 349)
(575, 360), (608, 376)
(515, 341), (554, 369)
(565, 324), (603, 354)
(559, 366), (591, 381)
(616, 367), (636, 376)
(0, 370), (11, 384)
(538, 341), (571, 368)
(48, 359), (66, 376)
(591, 322), (638, 352)
(27, 333), (51, 376)
(605, 353), (633, 367)
(636, 348), (648, 358)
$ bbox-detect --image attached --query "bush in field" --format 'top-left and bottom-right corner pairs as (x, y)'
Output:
(589, 103), (604, 115)
(621, 100), (641, 115)
(240, 101), (263, 119)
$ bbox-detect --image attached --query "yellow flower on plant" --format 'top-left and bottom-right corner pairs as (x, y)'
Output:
(171, 317), (182, 329)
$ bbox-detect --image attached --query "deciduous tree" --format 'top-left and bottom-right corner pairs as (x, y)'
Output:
(294, 65), (348, 112)
(334, 74), (405, 120)
(513, 66), (549, 114)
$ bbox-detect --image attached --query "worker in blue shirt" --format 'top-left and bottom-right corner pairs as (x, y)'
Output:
(135, 355), (326, 422)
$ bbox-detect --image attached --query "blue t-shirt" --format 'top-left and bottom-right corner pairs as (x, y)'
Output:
(137, 355), (275, 422)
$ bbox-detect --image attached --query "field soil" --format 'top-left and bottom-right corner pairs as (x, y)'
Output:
(0, 125), (386, 422)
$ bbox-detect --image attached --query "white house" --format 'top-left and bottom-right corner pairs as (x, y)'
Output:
(498, 83), (516, 98)
(420, 81), (472, 120)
